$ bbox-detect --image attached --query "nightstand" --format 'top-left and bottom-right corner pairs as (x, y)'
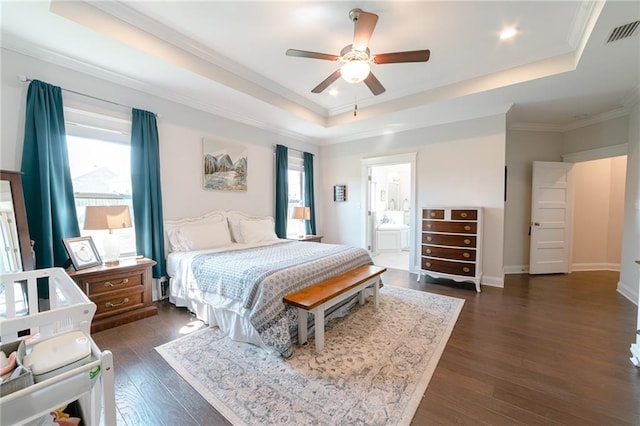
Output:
(289, 235), (323, 243)
(67, 257), (158, 333)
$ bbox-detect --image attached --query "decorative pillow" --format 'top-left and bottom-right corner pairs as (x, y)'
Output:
(238, 219), (278, 243)
(179, 219), (232, 250)
(166, 228), (189, 252)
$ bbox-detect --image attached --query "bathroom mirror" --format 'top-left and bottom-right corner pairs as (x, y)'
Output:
(0, 170), (34, 273)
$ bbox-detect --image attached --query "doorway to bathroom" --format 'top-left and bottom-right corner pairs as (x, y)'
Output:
(361, 153), (417, 272)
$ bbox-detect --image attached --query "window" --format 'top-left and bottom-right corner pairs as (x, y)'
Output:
(286, 151), (305, 237)
(64, 104), (136, 257)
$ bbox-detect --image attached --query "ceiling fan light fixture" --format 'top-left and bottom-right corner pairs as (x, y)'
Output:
(340, 60), (371, 83)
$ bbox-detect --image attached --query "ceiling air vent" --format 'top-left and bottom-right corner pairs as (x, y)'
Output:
(606, 20), (639, 43)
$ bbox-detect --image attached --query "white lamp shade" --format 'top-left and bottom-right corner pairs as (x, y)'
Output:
(340, 60), (371, 83)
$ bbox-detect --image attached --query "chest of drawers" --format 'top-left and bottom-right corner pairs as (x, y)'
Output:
(67, 258), (158, 332)
(419, 207), (483, 292)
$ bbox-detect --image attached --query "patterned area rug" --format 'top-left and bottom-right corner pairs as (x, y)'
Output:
(156, 286), (464, 426)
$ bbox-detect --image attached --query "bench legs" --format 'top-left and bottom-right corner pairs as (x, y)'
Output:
(296, 278), (381, 352)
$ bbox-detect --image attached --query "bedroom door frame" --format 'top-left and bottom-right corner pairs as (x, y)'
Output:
(361, 152), (418, 273)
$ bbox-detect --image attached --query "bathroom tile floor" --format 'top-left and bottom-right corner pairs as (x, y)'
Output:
(372, 251), (410, 271)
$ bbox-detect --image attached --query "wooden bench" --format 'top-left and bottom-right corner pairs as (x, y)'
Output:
(283, 264), (387, 352)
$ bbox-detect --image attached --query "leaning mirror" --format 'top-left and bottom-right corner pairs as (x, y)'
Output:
(0, 170), (34, 273)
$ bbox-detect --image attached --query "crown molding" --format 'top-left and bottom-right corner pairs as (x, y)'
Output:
(561, 143), (628, 163)
(2, 39), (313, 144)
(509, 105), (631, 133)
(87, 1), (325, 118)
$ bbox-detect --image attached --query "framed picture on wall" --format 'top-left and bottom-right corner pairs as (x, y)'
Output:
(334, 184), (347, 202)
(203, 138), (248, 191)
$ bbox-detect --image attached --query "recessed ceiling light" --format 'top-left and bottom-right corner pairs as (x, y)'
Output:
(329, 88), (339, 96)
(500, 27), (518, 40)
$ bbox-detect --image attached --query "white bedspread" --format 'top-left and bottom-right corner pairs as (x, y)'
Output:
(167, 240), (373, 357)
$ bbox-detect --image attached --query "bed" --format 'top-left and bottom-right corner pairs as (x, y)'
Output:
(165, 210), (374, 357)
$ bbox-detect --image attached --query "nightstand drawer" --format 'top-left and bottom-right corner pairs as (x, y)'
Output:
(66, 257), (157, 332)
(84, 272), (142, 296)
(92, 288), (144, 318)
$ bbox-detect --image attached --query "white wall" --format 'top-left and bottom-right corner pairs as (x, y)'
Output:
(571, 157), (626, 271)
(321, 114), (507, 287)
(504, 130), (564, 272)
(1, 49), (318, 222)
(619, 103), (640, 304)
(608, 156), (627, 265)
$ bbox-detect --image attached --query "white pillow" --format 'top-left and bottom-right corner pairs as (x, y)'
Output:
(179, 220), (232, 250)
(238, 219), (278, 243)
(166, 228), (189, 252)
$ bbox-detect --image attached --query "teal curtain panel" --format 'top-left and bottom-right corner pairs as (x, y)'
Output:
(274, 145), (288, 238)
(131, 108), (166, 278)
(21, 79), (80, 269)
(303, 152), (316, 235)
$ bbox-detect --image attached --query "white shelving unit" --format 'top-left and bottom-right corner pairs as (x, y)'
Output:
(0, 268), (115, 425)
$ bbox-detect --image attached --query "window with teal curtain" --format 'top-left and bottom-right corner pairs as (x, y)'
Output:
(303, 152), (316, 235)
(21, 79), (80, 269)
(131, 109), (166, 278)
(275, 145), (288, 238)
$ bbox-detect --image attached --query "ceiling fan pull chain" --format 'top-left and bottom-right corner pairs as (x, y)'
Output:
(354, 91), (358, 117)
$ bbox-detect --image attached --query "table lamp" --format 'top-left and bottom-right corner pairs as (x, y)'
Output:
(292, 206), (311, 238)
(84, 205), (132, 266)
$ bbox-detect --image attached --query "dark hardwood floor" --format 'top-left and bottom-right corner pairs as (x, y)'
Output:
(92, 270), (640, 425)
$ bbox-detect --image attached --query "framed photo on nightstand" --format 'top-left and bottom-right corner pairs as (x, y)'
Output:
(63, 236), (102, 270)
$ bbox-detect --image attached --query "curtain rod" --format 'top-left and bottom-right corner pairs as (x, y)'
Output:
(273, 145), (315, 156)
(18, 75), (159, 117)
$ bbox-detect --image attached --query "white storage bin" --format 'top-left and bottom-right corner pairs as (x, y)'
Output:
(0, 268), (115, 425)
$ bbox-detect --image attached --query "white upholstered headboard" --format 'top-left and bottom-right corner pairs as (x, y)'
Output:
(163, 210), (275, 255)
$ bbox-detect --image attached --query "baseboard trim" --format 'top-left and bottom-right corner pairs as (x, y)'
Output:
(504, 265), (529, 274)
(572, 262), (620, 272)
(505, 263), (621, 274)
(617, 279), (639, 306)
(481, 275), (504, 288)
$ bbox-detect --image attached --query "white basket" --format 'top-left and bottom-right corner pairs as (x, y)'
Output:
(0, 268), (115, 425)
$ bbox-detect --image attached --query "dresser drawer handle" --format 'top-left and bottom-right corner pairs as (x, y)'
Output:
(427, 236), (432, 242)
(425, 262), (431, 267)
(426, 224), (432, 229)
(463, 252), (470, 258)
(460, 212), (468, 218)
(464, 239), (471, 245)
(104, 278), (129, 288)
(426, 249), (432, 254)
(463, 267), (470, 273)
(430, 212), (436, 217)
(464, 225), (471, 231)
(106, 298), (129, 308)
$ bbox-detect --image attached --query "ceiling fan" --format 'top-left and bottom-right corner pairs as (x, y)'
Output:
(286, 8), (430, 96)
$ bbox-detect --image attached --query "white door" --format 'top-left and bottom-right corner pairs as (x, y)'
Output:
(529, 161), (574, 274)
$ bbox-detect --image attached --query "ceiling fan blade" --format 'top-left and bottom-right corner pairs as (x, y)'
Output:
(311, 69), (341, 93)
(286, 49), (339, 61)
(352, 10), (378, 51)
(364, 72), (385, 96)
(373, 50), (431, 64)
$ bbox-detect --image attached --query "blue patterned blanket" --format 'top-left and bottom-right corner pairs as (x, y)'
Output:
(191, 241), (373, 357)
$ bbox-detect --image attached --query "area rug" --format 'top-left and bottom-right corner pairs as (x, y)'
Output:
(155, 286), (464, 426)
